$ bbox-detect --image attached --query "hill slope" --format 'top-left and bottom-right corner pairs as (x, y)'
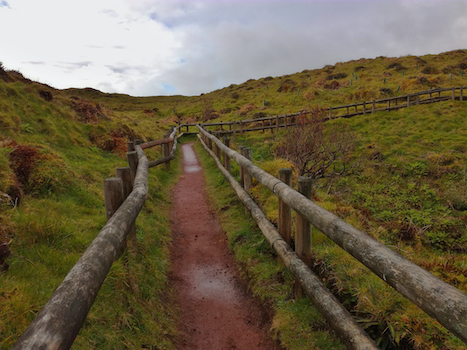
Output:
(1, 49), (467, 349)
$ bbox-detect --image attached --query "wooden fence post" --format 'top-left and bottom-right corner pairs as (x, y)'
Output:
(127, 141), (135, 152)
(278, 168), (292, 246)
(162, 134), (170, 169)
(223, 137), (231, 174)
(243, 148), (253, 192)
(407, 95), (411, 107)
(116, 167), (133, 199)
(104, 177), (124, 222)
(372, 100), (376, 113)
(362, 102), (366, 114)
(329, 107), (332, 119)
(239, 146), (245, 187)
(416, 93), (420, 105)
(127, 151), (138, 182)
(295, 176), (313, 298)
(461, 86), (464, 102)
(215, 134), (221, 160)
(276, 116), (279, 132)
(452, 87), (456, 100)
(116, 167), (137, 253)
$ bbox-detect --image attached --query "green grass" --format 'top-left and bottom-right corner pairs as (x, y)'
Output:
(1, 49), (467, 349)
(225, 100), (467, 349)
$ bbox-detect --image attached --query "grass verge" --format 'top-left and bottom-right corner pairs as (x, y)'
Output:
(1, 147), (182, 350)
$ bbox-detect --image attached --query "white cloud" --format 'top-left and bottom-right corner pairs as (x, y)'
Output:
(0, 0), (181, 93)
(0, 0), (466, 96)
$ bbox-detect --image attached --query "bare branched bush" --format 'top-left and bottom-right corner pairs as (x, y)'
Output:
(201, 99), (217, 121)
(274, 106), (357, 179)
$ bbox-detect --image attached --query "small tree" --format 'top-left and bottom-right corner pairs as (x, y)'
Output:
(274, 106), (357, 179)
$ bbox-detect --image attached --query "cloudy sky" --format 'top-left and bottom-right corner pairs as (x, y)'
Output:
(0, 0), (466, 96)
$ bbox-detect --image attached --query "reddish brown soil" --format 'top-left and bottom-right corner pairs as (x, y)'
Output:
(170, 143), (283, 350)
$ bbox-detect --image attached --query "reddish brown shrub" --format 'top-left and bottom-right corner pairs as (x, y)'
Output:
(8, 143), (40, 188)
(68, 97), (110, 123)
(324, 80), (341, 90)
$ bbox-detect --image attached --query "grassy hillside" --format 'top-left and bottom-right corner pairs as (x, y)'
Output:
(0, 66), (180, 349)
(0, 49), (466, 349)
(58, 50), (467, 126)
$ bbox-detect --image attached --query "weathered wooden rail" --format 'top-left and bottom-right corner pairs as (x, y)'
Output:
(187, 86), (465, 136)
(12, 128), (179, 350)
(197, 125), (467, 347)
(197, 132), (378, 350)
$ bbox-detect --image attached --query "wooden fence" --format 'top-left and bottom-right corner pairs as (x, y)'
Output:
(184, 86), (465, 136)
(197, 125), (467, 348)
(11, 86), (466, 349)
(12, 128), (179, 350)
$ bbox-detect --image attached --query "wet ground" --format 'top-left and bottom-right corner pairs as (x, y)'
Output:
(169, 142), (282, 350)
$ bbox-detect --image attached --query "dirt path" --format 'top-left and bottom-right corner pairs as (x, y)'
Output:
(170, 142), (282, 350)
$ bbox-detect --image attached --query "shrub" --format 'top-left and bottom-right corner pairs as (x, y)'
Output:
(379, 88), (393, 96)
(324, 80), (341, 90)
(68, 97), (110, 123)
(421, 66), (439, 74)
(239, 103), (256, 116)
(274, 107), (357, 178)
(327, 73), (348, 80)
(38, 90), (53, 101)
(201, 99), (217, 121)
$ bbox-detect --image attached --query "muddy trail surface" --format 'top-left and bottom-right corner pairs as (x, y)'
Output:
(170, 142), (283, 350)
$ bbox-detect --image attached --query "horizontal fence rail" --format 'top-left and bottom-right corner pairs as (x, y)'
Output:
(197, 133), (378, 350)
(197, 125), (467, 345)
(182, 86), (465, 136)
(13, 128), (180, 350)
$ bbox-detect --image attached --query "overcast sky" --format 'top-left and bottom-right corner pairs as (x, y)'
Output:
(0, 0), (466, 96)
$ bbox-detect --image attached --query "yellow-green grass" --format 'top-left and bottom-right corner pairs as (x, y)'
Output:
(0, 78), (182, 349)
